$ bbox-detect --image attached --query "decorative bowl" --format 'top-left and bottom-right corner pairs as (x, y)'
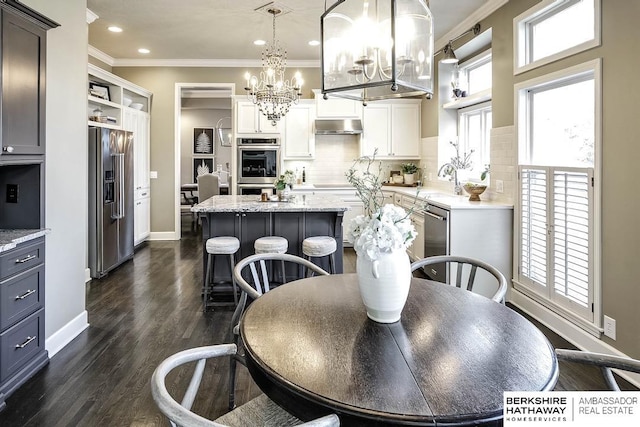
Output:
(130, 102), (143, 110)
(463, 184), (487, 201)
(123, 97), (132, 107)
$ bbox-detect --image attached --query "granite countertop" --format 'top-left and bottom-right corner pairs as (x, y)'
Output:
(0, 229), (49, 253)
(192, 194), (350, 213)
(382, 185), (514, 210)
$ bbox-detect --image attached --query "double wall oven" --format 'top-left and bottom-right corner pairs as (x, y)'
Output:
(237, 137), (281, 195)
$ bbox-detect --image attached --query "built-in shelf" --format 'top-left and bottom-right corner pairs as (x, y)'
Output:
(442, 89), (492, 110)
(87, 120), (120, 129)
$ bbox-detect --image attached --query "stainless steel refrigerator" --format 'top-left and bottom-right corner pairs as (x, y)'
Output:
(88, 126), (134, 278)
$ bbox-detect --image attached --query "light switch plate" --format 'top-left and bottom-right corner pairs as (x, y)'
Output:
(604, 315), (616, 340)
(150, 171), (158, 179)
(496, 180), (504, 193)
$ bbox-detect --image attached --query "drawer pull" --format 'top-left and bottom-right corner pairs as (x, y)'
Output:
(16, 254), (37, 264)
(15, 336), (36, 349)
(15, 289), (37, 300)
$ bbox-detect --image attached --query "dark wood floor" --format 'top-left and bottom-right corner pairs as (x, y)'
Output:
(0, 216), (635, 426)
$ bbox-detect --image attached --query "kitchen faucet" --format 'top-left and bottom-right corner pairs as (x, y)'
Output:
(438, 163), (463, 195)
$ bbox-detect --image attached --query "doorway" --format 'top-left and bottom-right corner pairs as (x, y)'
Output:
(174, 83), (235, 239)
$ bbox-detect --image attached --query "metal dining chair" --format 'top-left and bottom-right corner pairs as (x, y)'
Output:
(410, 255), (507, 303)
(151, 343), (340, 427)
(556, 349), (640, 391)
(228, 253), (330, 410)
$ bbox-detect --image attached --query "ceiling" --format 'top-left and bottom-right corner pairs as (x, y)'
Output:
(87, 0), (493, 65)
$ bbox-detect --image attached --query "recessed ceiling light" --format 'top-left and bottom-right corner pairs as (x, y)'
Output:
(308, 40), (320, 46)
(108, 26), (123, 33)
(138, 48), (150, 54)
(254, 40), (266, 46)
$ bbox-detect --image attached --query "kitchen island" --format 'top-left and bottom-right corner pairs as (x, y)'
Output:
(192, 194), (349, 287)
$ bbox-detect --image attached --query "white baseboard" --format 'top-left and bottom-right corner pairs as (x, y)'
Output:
(84, 268), (91, 283)
(45, 310), (89, 358)
(148, 231), (179, 241)
(510, 289), (640, 388)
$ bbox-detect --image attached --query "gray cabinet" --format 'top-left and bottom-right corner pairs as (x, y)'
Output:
(0, 3), (58, 158)
(0, 237), (48, 410)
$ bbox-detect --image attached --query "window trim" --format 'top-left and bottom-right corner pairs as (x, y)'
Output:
(513, 0), (601, 75)
(513, 58), (602, 336)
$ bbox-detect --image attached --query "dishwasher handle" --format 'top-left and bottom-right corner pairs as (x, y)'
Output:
(423, 210), (447, 221)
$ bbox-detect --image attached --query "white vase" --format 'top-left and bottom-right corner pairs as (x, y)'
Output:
(356, 250), (411, 323)
(403, 173), (415, 185)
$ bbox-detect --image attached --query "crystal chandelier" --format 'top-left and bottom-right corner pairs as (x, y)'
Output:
(321, 0), (433, 104)
(244, 8), (303, 126)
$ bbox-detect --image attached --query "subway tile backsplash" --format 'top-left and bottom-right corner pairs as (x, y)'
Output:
(283, 126), (515, 206)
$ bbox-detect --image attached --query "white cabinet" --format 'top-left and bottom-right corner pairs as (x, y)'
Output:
(123, 109), (151, 245)
(283, 102), (315, 159)
(407, 211), (425, 261)
(134, 192), (151, 245)
(236, 101), (280, 134)
(313, 89), (362, 118)
(361, 100), (421, 159)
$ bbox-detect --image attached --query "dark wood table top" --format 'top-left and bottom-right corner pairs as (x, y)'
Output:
(241, 274), (559, 426)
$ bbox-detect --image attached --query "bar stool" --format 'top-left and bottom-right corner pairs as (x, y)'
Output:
(253, 236), (288, 290)
(203, 236), (240, 311)
(302, 236), (337, 276)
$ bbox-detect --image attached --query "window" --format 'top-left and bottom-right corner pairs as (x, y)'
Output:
(515, 59), (600, 333)
(453, 50), (492, 97)
(514, 0), (600, 74)
(458, 102), (491, 180)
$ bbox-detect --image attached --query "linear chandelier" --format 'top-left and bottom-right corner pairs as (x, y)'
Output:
(244, 7), (303, 126)
(321, 0), (434, 104)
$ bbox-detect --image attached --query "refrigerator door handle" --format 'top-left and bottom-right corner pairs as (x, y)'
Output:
(112, 153), (125, 219)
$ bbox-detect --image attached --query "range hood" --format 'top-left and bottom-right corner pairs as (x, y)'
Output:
(314, 119), (363, 135)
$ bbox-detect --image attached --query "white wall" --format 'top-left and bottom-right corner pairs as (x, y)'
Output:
(23, 0), (89, 355)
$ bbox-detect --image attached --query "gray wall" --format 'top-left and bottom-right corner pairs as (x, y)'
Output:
(424, 0), (640, 358)
(112, 67), (321, 234)
(23, 0), (88, 346)
(180, 108), (232, 184)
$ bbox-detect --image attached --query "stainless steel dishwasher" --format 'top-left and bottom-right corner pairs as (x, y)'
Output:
(422, 203), (449, 282)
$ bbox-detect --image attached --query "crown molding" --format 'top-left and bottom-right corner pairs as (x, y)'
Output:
(110, 58), (320, 68)
(86, 8), (98, 24)
(434, 0), (509, 51)
(88, 45), (115, 66)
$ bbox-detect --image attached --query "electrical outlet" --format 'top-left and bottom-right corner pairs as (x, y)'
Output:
(496, 179), (504, 193)
(150, 171), (158, 179)
(604, 315), (616, 340)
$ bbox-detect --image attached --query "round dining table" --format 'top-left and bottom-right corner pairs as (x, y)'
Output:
(240, 274), (559, 426)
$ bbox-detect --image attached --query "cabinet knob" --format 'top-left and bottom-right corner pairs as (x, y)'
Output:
(3, 146), (15, 153)
(242, 213), (246, 217)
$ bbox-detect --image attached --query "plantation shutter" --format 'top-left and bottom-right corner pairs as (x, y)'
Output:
(520, 168), (548, 287)
(551, 168), (593, 320)
(519, 166), (593, 322)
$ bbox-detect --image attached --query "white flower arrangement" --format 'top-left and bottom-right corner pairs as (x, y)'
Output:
(346, 204), (417, 261)
(345, 151), (417, 261)
(274, 169), (296, 190)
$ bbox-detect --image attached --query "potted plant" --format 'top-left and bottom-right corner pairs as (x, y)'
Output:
(273, 170), (296, 200)
(401, 163), (419, 185)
